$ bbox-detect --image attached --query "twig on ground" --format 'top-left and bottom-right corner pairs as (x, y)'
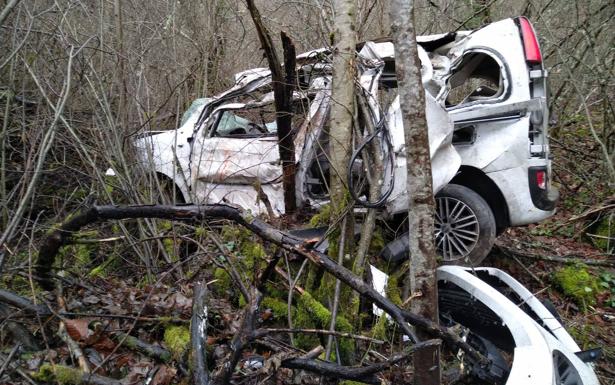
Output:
(35, 204), (489, 368)
(496, 243), (615, 267)
(252, 328), (384, 344)
(281, 339), (442, 385)
(0, 344), (20, 377)
(190, 282), (209, 385)
(0, 289), (51, 315)
(57, 289), (90, 373)
(112, 332), (171, 362)
(0, 351), (37, 385)
(0, 304), (40, 350)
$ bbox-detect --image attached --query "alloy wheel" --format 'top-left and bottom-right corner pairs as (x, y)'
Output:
(435, 196), (480, 262)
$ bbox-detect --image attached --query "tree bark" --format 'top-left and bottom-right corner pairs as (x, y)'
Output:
(246, 0), (297, 214)
(389, 0), (441, 384)
(329, 0), (357, 212)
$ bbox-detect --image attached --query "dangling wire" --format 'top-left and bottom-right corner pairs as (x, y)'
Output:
(347, 90), (396, 208)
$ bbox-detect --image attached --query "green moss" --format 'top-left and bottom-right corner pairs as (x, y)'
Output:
(240, 242), (266, 266)
(238, 294), (247, 307)
(194, 226), (207, 238)
(262, 297), (294, 319)
(367, 228), (385, 256)
(385, 275), (403, 307)
(568, 324), (594, 350)
(213, 268), (231, 293)
(309, 204), (332, 227)
(88, 255), (116, 278)
(591, 215), (614, 252)
(164, 325), (190, 358)
(163, 238), (179, 262)
(297, 291), (354, 362)
(372, 315), (388, 341)
(158, 220), (174, 231)
(553, 264), (599, 308)
(33, 364), (83, 384)
(340, 381), (370, 385)
(221, 225), (267, 270)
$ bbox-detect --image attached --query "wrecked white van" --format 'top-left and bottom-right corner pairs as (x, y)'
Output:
(133, 17), (558, 265)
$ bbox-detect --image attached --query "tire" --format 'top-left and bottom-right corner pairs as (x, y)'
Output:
(435, 184), (496, 266)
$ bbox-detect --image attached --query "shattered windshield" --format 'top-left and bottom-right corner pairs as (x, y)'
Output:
(215, 110), (277, 137)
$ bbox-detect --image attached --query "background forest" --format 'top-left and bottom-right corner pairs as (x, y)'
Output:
(0, 0), (613, 384)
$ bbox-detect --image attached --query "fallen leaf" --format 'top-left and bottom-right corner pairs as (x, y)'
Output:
(150, 365), (177, 385)
(83, 295), (101, 304)
(64, 318), (93, 342)
(93, 336), (116, 352)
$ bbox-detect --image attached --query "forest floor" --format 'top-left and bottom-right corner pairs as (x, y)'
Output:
(492, 212), (615, 383)
(1, 207), (613, 385)
(1, 119), (613, 385)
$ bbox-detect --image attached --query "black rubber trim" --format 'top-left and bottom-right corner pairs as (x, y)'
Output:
(528, 166), (557, 211)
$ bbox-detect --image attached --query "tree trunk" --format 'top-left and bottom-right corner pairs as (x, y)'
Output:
(246, 0), (297, 214)
(329, 0), (357, 213)
(389, 0), (441, 384)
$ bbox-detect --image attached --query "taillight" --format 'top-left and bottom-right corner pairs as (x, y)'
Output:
(535, 169), (546, 190)
(518, 17), (542, 64)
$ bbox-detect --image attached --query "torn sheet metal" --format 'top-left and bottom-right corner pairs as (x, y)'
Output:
(384, 92), (461, 216)
(357, 42), (461, 215)
(369, 264), (600, 385)
(138, 41), (462, 217)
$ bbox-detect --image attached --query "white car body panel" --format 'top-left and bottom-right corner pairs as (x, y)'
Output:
(369, 264), (600, 385)
(133, 17), (557, 228)
(437, 266), (599, 385)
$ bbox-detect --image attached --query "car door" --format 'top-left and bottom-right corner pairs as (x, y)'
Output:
(190, 101), (285, 215)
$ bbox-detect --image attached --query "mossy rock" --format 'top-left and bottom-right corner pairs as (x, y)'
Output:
(33, 364), (84, 384)
(164, 325), (190, 358)
(553, 264), (600, 308)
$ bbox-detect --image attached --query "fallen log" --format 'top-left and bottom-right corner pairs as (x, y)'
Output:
(35, 204), (489, 369)
(280, 339), (441, 384)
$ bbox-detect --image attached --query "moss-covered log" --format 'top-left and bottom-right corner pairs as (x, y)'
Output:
(35, 204), (489, 369)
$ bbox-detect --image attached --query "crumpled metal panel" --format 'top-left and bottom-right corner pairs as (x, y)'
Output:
(358, 42), (461, 215)
(139, 38), (467, 217)
(192, 181), (285, 217)
(193, 137), (282, 185)
(384, 92), (461, 215)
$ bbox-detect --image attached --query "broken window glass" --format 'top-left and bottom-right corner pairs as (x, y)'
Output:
(211, 97), (312, 138)
(445, 52), (504, 107)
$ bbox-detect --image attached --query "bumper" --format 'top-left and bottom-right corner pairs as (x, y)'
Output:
(528, 165), (560, 211)
(370, 265), (600, 385)
(486, 165), (557, 226)
(437, 266), (599, 385)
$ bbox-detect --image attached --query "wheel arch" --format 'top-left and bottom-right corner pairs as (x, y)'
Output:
(154, 171), (188, 204)
(449, 166), (510, 233)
